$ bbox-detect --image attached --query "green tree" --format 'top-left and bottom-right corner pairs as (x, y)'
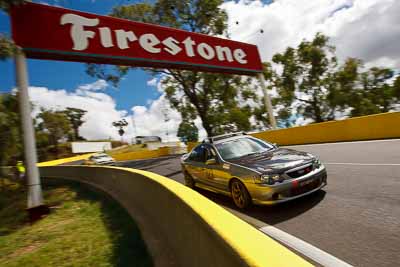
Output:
(271, 33), (346, 123)
(63, 107), (87, 141)
(0, 93), (22, 166)
(37, 109), (71, 157)
(177, 120), (198, 143)
(87, 0), (260, 136)
(112, 119), (128, 141)
(0, 0), (27, 60)
(349, 68), (400, 116)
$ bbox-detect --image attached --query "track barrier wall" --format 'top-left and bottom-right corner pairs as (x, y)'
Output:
(187, 112), (400, 151)
(111, 147), (170, 161)
(39, 166), (312, 267)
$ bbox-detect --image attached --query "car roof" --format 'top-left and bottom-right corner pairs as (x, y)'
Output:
(202, 132), (248, 145)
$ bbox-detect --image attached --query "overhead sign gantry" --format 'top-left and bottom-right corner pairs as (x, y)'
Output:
(11, 2), (262, 74)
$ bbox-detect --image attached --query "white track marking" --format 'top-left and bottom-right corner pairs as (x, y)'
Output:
(223, 206), (353, 267)
(259, 225), (354, 267)
(325, 163), (400, 166)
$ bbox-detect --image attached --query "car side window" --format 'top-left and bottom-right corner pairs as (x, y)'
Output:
(205, 146), (217, 161)
(189, 145), (206, 162)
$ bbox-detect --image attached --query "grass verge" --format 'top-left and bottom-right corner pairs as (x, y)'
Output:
(0, 178), (153, 267)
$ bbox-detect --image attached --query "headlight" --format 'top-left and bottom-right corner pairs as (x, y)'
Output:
(313, 158), (322, 169)
(258, 174), (281, 185)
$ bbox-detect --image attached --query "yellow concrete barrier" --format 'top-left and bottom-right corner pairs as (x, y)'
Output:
(252, 112), (400, 145)
(39, 166), (312, 267)
(188, 112), (400, 147)
(37, 153), (94, 167)
(111, 147), (170, 161)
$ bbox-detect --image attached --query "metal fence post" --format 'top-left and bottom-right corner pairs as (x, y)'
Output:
(258, 72), (277, 129)
(15, 48), (44, 210)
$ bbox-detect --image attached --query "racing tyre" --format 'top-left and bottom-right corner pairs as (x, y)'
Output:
(184, 171), (196, 189)
(230, 179), (251, 209)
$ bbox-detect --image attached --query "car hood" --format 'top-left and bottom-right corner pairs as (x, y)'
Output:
(227, 148), (314, 173)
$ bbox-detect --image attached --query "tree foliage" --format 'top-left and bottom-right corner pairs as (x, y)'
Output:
(0, 0), (28, 60)
(177, 120), (198, 143)
(37, 108), (72, 157)
(112, 119), (128, 139)
(63, 107), (87, 141)
(0, 93), (22, 166)
(87, 0), (260, 137)
(269, 33), (400, 124)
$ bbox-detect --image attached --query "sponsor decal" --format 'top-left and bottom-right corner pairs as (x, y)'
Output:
(223, 164), (230, 170)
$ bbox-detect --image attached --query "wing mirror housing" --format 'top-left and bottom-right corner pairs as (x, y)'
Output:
(205, 158), (217, 165)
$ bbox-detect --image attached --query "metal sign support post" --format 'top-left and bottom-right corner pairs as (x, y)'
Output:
(15, 49), (45, 213)
(258, 73), (277, 129)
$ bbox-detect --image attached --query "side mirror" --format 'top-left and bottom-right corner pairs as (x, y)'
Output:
(205, 158), (217, 165)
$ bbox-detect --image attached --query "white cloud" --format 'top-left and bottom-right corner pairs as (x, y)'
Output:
(28, 80), (131, 141)
(146, 78), (158, 87)
(221, 0), (400, 68)
(27, 79), (204, 143)
(77, 79), (108, 91)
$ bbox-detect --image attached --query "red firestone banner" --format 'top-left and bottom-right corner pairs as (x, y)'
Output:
(10, 2), (263, 75)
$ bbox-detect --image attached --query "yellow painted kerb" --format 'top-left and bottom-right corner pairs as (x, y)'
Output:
(37, 153), (94, 167)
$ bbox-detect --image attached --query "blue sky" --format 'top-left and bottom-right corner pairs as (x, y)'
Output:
(0, 0), (159, 112)
(1, 0), (399, 141)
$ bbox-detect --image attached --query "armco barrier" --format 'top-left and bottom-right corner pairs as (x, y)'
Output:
(39, 166), (311, 267)
(111, 147), (170, 161)
(188, 112), (400, 149)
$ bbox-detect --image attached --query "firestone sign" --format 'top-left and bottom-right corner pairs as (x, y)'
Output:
(11, 2), (263, 75)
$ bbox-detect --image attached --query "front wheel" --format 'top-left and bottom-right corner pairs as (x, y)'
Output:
(230, 179), (251, 209)
(184, 171), (196, 189)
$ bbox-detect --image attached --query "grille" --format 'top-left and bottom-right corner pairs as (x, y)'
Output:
(286, 165), (313, 178)
(291, 179), (321, 196)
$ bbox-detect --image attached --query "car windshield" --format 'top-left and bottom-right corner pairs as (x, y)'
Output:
(215, 137), (274, 160)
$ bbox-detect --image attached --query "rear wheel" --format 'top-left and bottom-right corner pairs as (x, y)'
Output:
(184, 171), (196, 189)
(230, 179), (251, 209)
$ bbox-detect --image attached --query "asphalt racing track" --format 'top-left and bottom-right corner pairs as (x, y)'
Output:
(118, 139), (400, 267)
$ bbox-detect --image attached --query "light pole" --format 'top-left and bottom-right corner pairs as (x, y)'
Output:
(15, 48), (48, 221)
(258, 73), (277, 129)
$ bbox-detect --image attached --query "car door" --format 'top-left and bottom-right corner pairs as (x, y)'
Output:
(186, 145), (208, 184)
(204, 146), (231, 192)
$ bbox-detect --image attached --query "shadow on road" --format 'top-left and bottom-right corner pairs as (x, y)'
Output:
(117, 155), (179, 170)
(196, 187), (326, 226)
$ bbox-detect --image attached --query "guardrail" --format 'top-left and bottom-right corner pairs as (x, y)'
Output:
(187, 112), (400, 150)
(39, 166), (311, 267)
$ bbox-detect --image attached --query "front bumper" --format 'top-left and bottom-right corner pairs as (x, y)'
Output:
(248, 165), (327, 205)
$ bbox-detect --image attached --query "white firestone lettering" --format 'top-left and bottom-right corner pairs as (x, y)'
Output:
(197, 43), (215, 60)
(216, 46), (233, 62)
(99, 27), (113, 48)
(182, 37), (196, 57)
(60, 14), (99, 51)
(139, 34), (161, 53)
(60, 14), (249, 65)
(162, 37), (182, 55)
(233, 48), (247, 64)
(115, 29), (137, 50)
